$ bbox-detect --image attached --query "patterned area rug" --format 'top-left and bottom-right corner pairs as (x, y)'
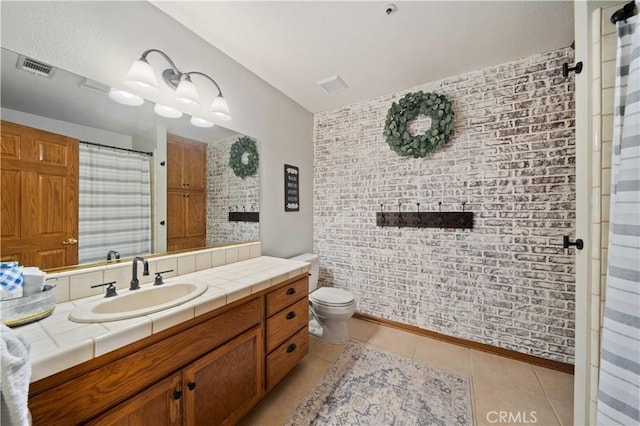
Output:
(285, 341), (473, 426)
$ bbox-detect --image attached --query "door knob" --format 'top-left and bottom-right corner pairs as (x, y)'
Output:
(62, 237), (78, 245)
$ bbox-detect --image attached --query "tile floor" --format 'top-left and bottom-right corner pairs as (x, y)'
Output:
(241, 318), (574, 426)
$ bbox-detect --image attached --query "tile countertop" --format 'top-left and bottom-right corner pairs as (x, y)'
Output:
(14, 256), (310, 383)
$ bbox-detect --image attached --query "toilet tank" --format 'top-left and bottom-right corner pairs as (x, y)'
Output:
(288, 253), (319, 292)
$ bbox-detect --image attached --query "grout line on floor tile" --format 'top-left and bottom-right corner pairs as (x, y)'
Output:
(533, 367), (565, 426)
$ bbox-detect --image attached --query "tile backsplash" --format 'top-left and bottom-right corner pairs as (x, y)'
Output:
(47, 242), (261, 303)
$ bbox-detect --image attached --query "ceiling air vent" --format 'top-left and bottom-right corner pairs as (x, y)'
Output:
(16, 55), (56, 79)
(317, 75), (348, 94)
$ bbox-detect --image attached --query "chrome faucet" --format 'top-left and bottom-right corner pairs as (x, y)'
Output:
(130, 257), (149, 290)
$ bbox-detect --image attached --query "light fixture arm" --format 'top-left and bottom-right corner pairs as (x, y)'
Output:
(134, 49), (223, 96)
(185, 71), (224, 97)
(139, 49), (181, 75)
(139, 49), (190, 90)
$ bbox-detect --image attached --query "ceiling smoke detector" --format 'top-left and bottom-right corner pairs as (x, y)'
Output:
(317, 75), (349, 94)
(16, 55), (56, 78)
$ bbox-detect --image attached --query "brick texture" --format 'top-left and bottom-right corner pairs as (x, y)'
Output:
(206, 136), (260, 245)
(313, 48), (576, 363)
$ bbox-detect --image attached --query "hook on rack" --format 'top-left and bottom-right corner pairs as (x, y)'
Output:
(562, 62), (583, 78)
(459, 201), (469, 227)
(435, 201), (444, 228)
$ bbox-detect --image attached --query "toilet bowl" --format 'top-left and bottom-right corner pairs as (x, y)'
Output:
(289, 253), (356, 343)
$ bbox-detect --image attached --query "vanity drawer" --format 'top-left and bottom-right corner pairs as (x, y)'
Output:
(266, 297), (309, 353)
(266, 327), (309, 390)
(266, 277), (308, 316)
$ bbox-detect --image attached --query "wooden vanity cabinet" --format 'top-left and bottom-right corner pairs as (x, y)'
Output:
(28, 274), (309, 426)
(29, 297), (262, 425)
(183, 327), (262, 426)
(264, 276), (309, 390)
(88, 327), (262, 426)
(86, 373), (183, 426)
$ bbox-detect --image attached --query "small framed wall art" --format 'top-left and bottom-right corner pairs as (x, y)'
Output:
(284, 164), (299, 211)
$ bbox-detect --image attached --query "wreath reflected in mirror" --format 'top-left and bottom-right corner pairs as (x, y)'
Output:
(229, 136), (259, 178)
(384, 91), (454, 158)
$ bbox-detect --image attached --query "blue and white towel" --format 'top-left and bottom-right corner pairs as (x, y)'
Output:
(0, 262), (24, 300)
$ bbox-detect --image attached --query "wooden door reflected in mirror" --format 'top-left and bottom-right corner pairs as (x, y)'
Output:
(1, 121), (79, 269)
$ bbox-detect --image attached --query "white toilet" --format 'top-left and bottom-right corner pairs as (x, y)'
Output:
(289, 253), (356, 343)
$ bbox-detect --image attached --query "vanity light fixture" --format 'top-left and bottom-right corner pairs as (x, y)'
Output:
(154, 103), (183, 119)
(110, 48), (231, 126)
(190, 116), (214, 128)
(108, 88), (144, 106)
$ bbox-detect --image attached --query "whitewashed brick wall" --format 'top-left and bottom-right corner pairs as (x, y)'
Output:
(314, 48), (576, 363)
(206, 136), (260, 245)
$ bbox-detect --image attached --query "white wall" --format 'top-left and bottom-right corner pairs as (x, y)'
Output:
(1, 107), (133, 148)
(0, 1), (314, 258)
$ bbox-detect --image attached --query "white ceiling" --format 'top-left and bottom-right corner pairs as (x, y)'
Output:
(152, 1), (575, 113)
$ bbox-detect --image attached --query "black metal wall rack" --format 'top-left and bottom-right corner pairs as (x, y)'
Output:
(376, 202), (473, 229)
(228, 212), (259, 222)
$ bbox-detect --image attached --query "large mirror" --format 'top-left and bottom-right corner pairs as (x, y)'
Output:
(1, 47), (260, 270)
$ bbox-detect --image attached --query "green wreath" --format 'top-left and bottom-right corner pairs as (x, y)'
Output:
(383, 91), (454, 158)
(229, 136), (259, 178)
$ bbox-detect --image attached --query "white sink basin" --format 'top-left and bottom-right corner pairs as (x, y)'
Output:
(69, 282), (208, 323)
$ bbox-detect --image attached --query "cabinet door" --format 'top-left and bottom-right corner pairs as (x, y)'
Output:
(185, 190), (206, 238)
(183, 142), (207, 191)
(167, 138), (185, 189)
(87, 373), (182, 426)
(183, 327), (262, 426)
(167, 135), (207, 191)
(167, 189), (186, 240)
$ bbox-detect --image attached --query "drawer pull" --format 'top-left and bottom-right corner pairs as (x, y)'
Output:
(286, 288), (296, 295)
(286, 311), (297, 320)
(173, 390), (183, 400)
(286, 343), (297, 353)
(188, 382), (197, 391)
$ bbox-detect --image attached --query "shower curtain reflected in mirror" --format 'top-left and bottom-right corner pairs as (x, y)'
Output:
(596, 5), (640, 425)
(78, 144), (152, 264)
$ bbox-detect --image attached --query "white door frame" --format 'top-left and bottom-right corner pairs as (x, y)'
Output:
(573, 1), (594, 424)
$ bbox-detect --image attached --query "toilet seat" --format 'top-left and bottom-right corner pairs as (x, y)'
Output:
(310, 287), (354, 307)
